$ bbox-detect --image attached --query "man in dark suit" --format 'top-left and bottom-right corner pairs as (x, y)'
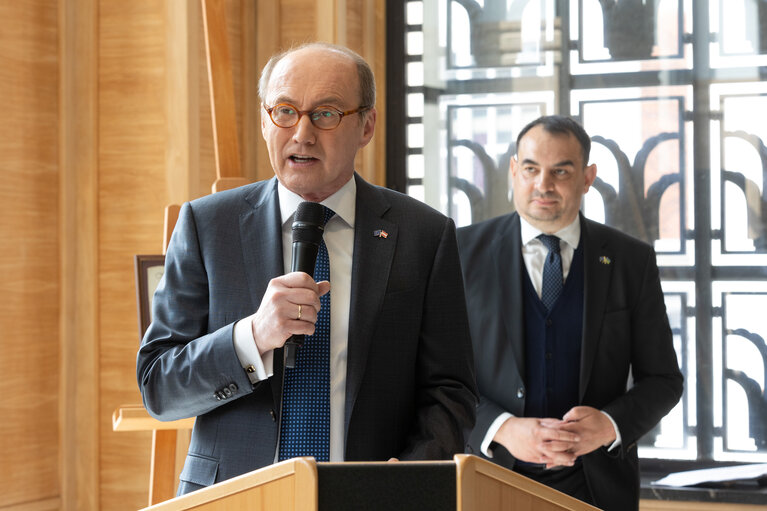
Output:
(137, 42), (477, 495)
(457, 115), (683, 510)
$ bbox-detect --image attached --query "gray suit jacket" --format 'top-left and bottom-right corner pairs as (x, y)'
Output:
(137, 174), (477, 494)
(457, 212), (683, 511)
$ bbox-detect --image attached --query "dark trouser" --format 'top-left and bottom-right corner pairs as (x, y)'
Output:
(514, 461), (594, 506)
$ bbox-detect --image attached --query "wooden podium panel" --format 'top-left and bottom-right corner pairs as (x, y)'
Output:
(140, 455), (600, 511)
(455, 454), (599, 511)
(140, 458), (318, 511)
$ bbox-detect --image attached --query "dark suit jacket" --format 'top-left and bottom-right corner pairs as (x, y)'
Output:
(457, 212), (683, 511)
(137, 174), (477, 494)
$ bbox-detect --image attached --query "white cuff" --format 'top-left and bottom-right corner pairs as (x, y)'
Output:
(481, 412), (514, 458)
(600, 410), (622, 451)
(233, 319), (273, 383)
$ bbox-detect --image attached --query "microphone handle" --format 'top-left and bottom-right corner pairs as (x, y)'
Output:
(285, 241), (320, 368)
(284, 338), (302, 369)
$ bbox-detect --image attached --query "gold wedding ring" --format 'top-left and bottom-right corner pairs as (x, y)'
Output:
(297, 304), (302, 320)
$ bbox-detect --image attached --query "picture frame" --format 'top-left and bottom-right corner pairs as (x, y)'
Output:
(134, 254), (165, 339)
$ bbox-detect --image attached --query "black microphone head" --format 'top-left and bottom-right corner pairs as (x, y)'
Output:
(292, 201), (325, 244)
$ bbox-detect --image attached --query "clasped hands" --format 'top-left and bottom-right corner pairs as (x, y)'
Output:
(495, 406), (617, 469)
(245, 272), (331, 355)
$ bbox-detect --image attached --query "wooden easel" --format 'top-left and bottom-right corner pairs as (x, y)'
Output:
(113, 0), (249, 505)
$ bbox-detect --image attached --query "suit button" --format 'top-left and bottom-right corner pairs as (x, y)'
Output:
(545, 352), (552, 360)
(270, 409), (276, 422)
(546, 319), (553, 327)
(516, 387), (525, 399)
(214, 392), (222, 401)
(228, 383), (238, 392)
(223, 386), (233, 397)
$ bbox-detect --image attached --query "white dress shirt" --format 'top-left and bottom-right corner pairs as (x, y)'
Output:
(233, 176), (356, 462)
(481, 215), (621, 458)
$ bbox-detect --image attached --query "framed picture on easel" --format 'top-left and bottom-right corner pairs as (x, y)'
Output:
(134, 254), (165, 339)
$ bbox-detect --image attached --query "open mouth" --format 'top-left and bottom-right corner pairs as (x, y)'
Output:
(289, 155), (318, 163)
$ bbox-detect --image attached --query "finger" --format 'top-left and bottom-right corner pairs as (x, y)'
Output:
(317, 280), (331, 297)
(278, 271), (321, 290)
(557, 419), (590, 435)
(539, 418), (566, 428)
(562, 405), (595, 423)
(536, 426), (580, 443)
(541, 439), (578, 453)
(287, 302), (319, 325)
(540, 448), (577, 467)
(281, 287), (323, 312)
(545, 458), (576, 469)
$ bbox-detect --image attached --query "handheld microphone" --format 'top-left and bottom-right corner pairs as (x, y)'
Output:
(285, 201), (325, 368)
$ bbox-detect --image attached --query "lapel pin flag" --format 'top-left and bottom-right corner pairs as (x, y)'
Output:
(599, 255), (611, 265)
(373, 229), (389, 238)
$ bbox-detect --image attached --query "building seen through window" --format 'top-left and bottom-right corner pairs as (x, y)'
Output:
(389, 0), (767, 466)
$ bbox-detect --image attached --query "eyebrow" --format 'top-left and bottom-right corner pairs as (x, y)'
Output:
(520, 158), (576, 168)
(270, 95), (345, 109)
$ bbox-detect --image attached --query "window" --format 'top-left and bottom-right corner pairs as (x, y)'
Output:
(388, 0), (767, 465)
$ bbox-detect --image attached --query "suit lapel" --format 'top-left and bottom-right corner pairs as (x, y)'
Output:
(579, 216), (613, 399)
(238, 178), (285, 408)
(344, 175), (396, 430)
(500, 213), (526, 384)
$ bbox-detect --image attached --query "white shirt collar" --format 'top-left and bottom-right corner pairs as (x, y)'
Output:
(519, 214), (581, 250)
(277, 176), (356, 229)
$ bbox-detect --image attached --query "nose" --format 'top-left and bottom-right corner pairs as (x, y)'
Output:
(536, 170), (554, 191)
(292, 114), (316, 145)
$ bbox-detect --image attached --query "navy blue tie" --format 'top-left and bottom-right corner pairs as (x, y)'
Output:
(279, 206), (334, 462)
(539, 234), (563, 311)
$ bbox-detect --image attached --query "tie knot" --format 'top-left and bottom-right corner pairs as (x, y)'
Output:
(538, 234), (561, 254)
(322, 206), (335, 226)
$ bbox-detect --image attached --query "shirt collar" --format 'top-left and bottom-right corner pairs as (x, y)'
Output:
(277, 176), (356, 229)
(519, 214), (581, 250)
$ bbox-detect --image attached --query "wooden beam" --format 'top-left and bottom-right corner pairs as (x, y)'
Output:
(255, 1), (281, 182)
(201, 0), (242, 181)
(165, 0), (200, 204)
(59, 0), (100, 509)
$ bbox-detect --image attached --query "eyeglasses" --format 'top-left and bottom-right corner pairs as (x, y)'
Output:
(263, 103), (370, 130)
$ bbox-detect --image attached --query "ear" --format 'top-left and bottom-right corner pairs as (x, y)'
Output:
(509, 154), (519, 179)
(583, 163), (597, 192)
(358, 107), (377, 148)
(261, 107), (268, 138)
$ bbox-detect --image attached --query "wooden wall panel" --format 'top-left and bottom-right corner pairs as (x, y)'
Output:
(343, 0), (386, 187)
(0, 1), (61, 508)
(281, 0), (317, 48)
(98, 2), (168, 509)
(60, 0), (100, 509)
(166, 0), (200, 206)
(255, 2), (281, 183)
(241, 0), (264, 183)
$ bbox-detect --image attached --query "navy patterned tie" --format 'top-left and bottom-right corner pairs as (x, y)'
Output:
(279, 206), (334, 462)
(538, 234), (563, 311)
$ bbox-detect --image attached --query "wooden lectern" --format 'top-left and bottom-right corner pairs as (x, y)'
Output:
(139, 454), (600, 511)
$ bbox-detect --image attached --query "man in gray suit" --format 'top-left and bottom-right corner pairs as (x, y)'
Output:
(137, 42), (477, 495)
(457, 116), (683, 510)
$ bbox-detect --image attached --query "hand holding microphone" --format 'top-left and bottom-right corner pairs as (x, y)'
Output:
(246, 202), (329, 364)
(284, 201), (327, 368)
